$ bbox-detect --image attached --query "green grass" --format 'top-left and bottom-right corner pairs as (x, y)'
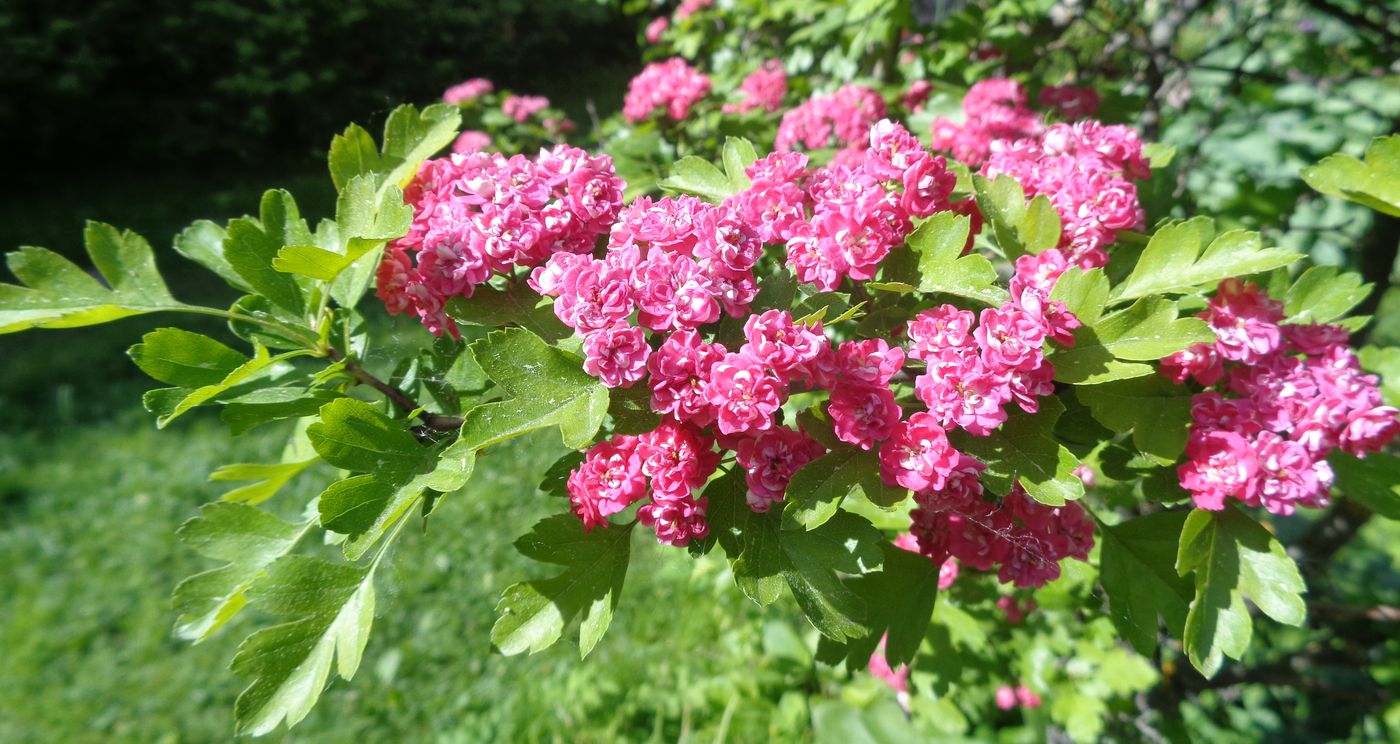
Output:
(0, 409), (826, 743)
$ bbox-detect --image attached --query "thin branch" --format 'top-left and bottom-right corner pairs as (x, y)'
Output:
(325, 348), (464, 431)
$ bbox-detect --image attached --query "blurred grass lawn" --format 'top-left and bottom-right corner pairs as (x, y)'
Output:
(0, 412), (832, 742)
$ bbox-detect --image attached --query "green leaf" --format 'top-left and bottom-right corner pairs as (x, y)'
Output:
(0, 223), (185, 333)
(173, 220), (251, 292)
(457, 327), (610, 452)
(221, 388), (342, 435)
(908, 211), (1009, 305)
(1283, 265), (1372, 325)
(444, 282), (571, 342)
(1021, 194), (1062, 254)
(1076, 376), (1195, 460)
(225, 190), (312, 317)
(1049, 268), (1109, 326)
(721, 136), (759, 194)
(784, 445), (907, 530)
(273, 175), (412, 286)
(306, 398), (430, 476)
(231, 556), (378, 735)
(1052, 298), (1214, 384)
(1330, 451), (1400, 519)
(781, 512), (884, 641)
(135, 335), (314, 427)
(812, 700), (920, 744)
(1302, 134), (1400, 217)
(1142, 142), (1177, 168)
(306, 398), (444, 559)
(1111, 219), (1300, 304)
(707, 470), (788, 605)
(658, 155), (734, 202)
(210, 459), (317, 505)
(491, 515), (633, 658)
(847, 542), (939, 666)
(1358, 345), (1400, 407)
(129, 328), (247, 387)
(378, 104), (462, 191)
(328, 123), (381, 192)
(972, 174), (1030, 259)
(1097, 510), (1192, 656)
(1176, 505), (1307, 677)
(950, 397), (1084, 506)
(173, 503), (308, 642)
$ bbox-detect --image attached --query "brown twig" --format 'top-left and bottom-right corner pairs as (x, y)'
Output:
(325, 348), (464, 431)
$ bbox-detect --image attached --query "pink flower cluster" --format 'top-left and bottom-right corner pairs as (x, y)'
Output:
(442, 78), (493, 104)
(502, 94), (550, 122)
(645, 16), (668, 44)
(724, 60), (788, 114)
(1038, 84), (1101, 119)
(775, 84), (887, 153)
(674, 0), (712, 20)
(451, 130), (491, 155)
(623, 58), (712, 124)
(907, 477), (1095, 589)
(907, 251), (1082, 436)
(1167, 279), (1398, 515)
(930, 79), (1043, 167)
(868, 637), (910, 694)
(750, 120), (957, 290)
(567, 424), (718, 547)
(983, 119), (1149, 267)
(995, 684), (1043, 711)
(376, 146), (626, 336)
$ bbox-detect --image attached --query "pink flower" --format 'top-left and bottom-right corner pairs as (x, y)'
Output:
(776, 84), (887, 152)
(638, 493), (709, 546)
(879, 412), (959, 491)
(1205, 279), (1284, 364)
(623, 58), (711, 123)
(1016, 686), (1043, 709)
(867, 639), (909, 693)
(724, 60), (787, 114)
(1178, 431), (1259, 511)
(568, 436), (647, 529)
(443, 78), (493, 104)
(975, 303), (1047, 373)
(735, 426), (826, 510)
(995, 686), (1017, 710)
(1161, 343), (1224, 386)
(742, 309), (827, 377)
(836, 339), (906, 385)
(673, 0), (712, 20)
(582, 325), (651, 388)
(915, 351), (1009, 436)
(1038, 84), (1100, 118)
(997, 595), (1037, 624)
(502, 94), (550, 122)
(644, 16), (668, 44)
(1245, 432), (1329, 515)
(637, 420), (719, 500)
(903, 80), (933, 110)
(648, 330), (726, 427)
(634, 250), (720, 331)
(829, 382), (902, 450)
(452, 130), (492, 154)
(1341, 407), (1400, 456)
(706, 352), (788, 435)
(907, 305), (975, 359)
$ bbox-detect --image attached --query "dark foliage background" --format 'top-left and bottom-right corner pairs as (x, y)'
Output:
(0, 0), (636, 174)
